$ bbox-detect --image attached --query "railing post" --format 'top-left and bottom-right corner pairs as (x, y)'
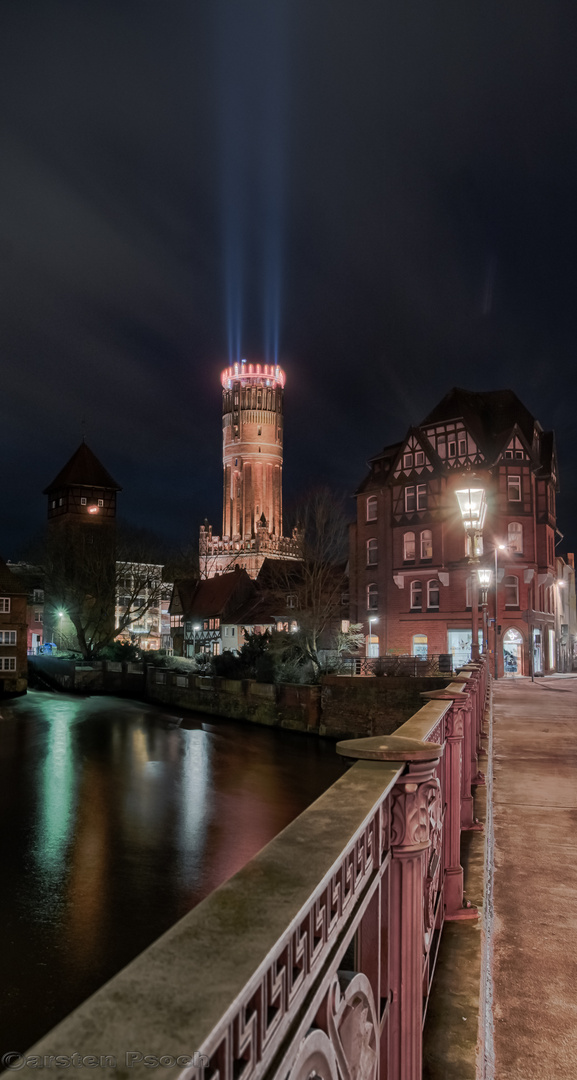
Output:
(389, 754), (442, 1080)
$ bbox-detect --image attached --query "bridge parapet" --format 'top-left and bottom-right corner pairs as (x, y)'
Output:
(15, 660), (488, 1080)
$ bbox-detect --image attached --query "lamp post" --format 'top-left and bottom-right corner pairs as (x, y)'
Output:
(193, 624), (201, 656)
(455, 478), (488, 662)
(367, 616), (378, 658)
(477, 566), (492, 657)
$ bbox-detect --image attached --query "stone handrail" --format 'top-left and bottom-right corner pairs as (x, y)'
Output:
(11, 660), (489, 1080)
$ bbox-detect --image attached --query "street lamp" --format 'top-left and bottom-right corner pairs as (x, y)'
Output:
(455, 476), (488, 661)
(193, 624), (201, 656)
(57, 610), (65, 652)
(477, 566), (492, 656)
(367, 616), (379, 658)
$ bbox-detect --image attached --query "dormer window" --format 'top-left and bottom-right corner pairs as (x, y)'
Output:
(403, 452), (413, 470)
(505, 449), (514, 458)
(415, 451), (425, 466)
(515, 450), (523, 459)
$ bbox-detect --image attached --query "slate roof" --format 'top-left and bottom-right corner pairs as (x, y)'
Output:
(420, 387), (536, 449)
(0, 557), (25, 595)
(43, 442), (122, 494)
(179, 568), (254, 619)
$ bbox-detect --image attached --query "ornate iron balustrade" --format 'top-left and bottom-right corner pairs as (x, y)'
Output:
(15, 661), (489, 1080)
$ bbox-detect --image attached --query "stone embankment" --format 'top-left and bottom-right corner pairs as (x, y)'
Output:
(28, 657), (449, 738)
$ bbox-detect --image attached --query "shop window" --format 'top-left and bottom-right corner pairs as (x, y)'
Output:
(412, 634), (428, 657)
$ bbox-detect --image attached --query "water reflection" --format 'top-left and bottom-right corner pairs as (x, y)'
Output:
(0, 692), (342, 1057)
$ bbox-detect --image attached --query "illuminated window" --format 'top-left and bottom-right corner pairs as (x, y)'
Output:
(367, 583), (378, 610)
(98, 499), (104, 507)
(403, 532), (415, 561)
(366, 496), (377, 522)
(420, 530), (432, 559)
(508, 522), (523, 553)
(427, 580), (440, 609)
(508, 476), (521, 501)
(367, 538), (378, 565)
(403, 452), (413, 469)
(504, 575), (519, 607)
(412, 634), (428, 657)
(410, 581), (422, 610)
(0, 598), (10, 613)
(80, 497), (87, 505)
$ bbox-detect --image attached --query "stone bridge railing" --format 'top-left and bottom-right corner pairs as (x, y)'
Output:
(14, 661), (488, 1080)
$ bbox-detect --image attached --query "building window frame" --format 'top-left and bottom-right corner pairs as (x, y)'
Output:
(427, 579), (440, 610)
(507, 475), (522, 502)
(507, 521), (523, 554)
(0, 598), (10, 613)
(367, 583), (378, 611)
(367, 538), (378, 566)
(504, 575), (520, 607)
(416, 484), (427, 510)
(420, 529), (433, 560)
(366, 496), (377, 522)
(403, 531), (415, 562)
(410, 580), (422, 611)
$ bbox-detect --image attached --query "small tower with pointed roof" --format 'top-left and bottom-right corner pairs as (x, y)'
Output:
(43, 442), (122, 527)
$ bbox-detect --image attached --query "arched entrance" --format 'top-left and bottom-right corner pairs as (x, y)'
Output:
(503, 627), (524, 675)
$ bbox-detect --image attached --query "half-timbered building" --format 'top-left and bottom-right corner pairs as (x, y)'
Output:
(349, 388), (566, 676)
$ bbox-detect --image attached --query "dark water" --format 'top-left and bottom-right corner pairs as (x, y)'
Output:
(0, 692), (343, 1058)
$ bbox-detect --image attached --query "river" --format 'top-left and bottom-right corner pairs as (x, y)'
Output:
(0, 691), (343, 1059)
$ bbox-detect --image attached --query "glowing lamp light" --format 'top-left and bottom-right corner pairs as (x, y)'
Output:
(477, 566), (492, 587)
(87, 504), (100, 514)
(455, 486), (487, 532)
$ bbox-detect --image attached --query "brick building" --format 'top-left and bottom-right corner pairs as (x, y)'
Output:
(349, 388), (564, 676)
(0, 558), (28, 693)
(200, 361), (300, 579)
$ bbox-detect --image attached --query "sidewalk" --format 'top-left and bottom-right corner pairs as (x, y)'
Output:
(490, 675), (577, 1078)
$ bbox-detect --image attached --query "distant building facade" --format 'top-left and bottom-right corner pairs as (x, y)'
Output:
(0, 558), (28, 693)
(200, 361), (300, 579)
(7, 562), (45, 653)
(349, 388), (569, 676)
(115, 563), (172, 652)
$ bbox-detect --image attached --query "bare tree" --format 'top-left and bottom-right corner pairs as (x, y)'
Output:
(261, 488), (350, 679)
(43, 523), (169, 658)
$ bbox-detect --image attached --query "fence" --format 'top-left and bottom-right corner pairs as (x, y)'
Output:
(342, 653), (453, 677)
(17, 659), (489, 1080)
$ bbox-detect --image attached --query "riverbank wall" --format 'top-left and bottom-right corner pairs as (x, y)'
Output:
(28, 657), (449, 738)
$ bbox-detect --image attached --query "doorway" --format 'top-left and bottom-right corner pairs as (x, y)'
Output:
(503, 627), (523, 675)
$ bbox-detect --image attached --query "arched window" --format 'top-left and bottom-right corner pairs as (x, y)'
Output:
(366, 496), (377, 522)
(427, 579), (440, 609)
(504, 575), (519, 607)
(508, 521), (523, 553)
(367, 583), (378, 610)
(410, 581), (422, 610)
(367, 538), (378, 565)
(420, 529), (433, 559)
(412, 634), (428, 657)
(403, 532), (415, 561)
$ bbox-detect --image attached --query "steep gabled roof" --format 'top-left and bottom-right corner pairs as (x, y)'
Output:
(355, 442), (402, 495)
(0, 557), (25, 595)
(43, 442), (122, 494)
(420, 388), (536, 449)
(184, 568), (254, 619)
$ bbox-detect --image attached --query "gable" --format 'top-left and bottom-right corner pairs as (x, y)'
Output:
(392, 430), (438, 481)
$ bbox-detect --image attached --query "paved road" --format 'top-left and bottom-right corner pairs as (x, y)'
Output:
(491, 676), (577, 1079)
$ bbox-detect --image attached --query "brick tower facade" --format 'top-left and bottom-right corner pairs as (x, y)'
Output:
(200, 361), (300, 578)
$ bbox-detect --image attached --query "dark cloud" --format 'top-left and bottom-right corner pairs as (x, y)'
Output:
(2, 0), (577, 555)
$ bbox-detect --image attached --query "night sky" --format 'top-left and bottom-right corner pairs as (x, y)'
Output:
(2, 1), (577, 557)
